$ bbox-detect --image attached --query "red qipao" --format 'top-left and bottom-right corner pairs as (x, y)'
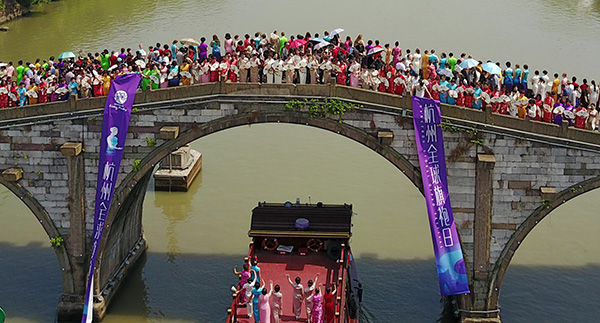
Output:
(324, 292), (335, 323)
(336, 63), (347, 85)
(0, 87), (8, 108)
(534, 100), (543, 121)
(209, 62), (219, 82)
(481, 88), (492, 110)
(228, 60), (238, 83)
(464, 88), (474, 108)
(574, 107), (588, 129)
(498, 95), (509, 115)
(8, 87), (18, 108)
(491, 91), (501, 113)
(394, 74), (405, 96)
(457, 92), (465, 107)
(386, 68), (396, 94)
(38, 83), (48, 103)
(430, 82), (440, 101)
(542, 97), (554, 122)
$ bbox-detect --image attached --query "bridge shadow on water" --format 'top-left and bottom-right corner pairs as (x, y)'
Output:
(500, 263), (600, 322)
(2, 240), (600, 322)
(0, 241), (62, 323)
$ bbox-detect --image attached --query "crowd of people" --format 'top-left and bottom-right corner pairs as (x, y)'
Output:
(0, 30), (598, 131)
(233, 257), (336, 323)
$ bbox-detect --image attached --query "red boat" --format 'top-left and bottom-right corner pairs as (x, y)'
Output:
(226, 201), (362, 323)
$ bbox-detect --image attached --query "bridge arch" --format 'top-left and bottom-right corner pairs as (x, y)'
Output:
(488, 174), (600, 309)
(96, 109), (430, 291)
(0, 177), (74, 294)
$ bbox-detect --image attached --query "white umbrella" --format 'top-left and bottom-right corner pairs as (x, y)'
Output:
(180, 38), (201, 46)
(367, 47), (385, 56)
(329, 28), (344, 38)
(314, 41), (330, 50)
(0, 62), (7, 68)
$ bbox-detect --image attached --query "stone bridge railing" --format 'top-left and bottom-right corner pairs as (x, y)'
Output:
(1, 82), (599, 149)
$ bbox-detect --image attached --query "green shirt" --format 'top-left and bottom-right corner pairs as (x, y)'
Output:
(16, 65), (24, 84)
(141, 69), (152, 91)
(150, 69), (160, 90)
(279, 36), (288, 54)
(101, 54), (110, 71)
(448, 57), (457, 72)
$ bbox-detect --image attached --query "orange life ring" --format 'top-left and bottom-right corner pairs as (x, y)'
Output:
(307, 238), (324, 252)
(262, 238), (279, 251)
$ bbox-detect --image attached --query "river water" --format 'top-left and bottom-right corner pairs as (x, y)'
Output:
(1, 1), (599, 322)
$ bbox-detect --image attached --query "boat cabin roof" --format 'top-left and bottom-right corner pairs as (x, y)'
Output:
(249, 202), (353, 239)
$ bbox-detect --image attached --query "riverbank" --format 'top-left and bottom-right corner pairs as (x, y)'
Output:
(0, 3), (28, 24)
(0, 0), (55, 24)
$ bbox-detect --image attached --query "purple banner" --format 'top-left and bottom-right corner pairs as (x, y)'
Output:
(82, 73), (141, 322)
(412, 96), (469, 296)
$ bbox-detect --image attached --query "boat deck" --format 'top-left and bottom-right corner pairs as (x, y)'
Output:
(234, 249), (339, 323)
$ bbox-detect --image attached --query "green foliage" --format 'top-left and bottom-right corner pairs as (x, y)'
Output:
(145, 137), (156, 147)
(286, 98), (361, 123)
(132, 160), (142, 172)
(470, 138), (486, 146)
(50, 236), (64, 249)
(132, 107), (139, 112)
(440, 119), (478, 135)
(542, 199), (551, 209)
(440, 119), (461, 133)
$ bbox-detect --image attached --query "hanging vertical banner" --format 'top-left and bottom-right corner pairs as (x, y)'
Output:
(82, 73), (141, 323)
(412, 96), (470, 296)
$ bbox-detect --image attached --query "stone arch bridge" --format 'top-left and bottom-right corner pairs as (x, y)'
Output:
(1, 82), (599, 322)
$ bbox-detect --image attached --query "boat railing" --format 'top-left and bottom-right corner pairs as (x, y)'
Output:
(226, 242), (256, 323)
(335, 244), (348, 323)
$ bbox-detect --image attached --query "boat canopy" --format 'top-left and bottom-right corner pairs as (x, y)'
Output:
(249, 202), (353, 238)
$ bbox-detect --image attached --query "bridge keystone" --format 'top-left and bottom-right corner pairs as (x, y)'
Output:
(159, 126), (180, 140)
(540, 186), (557, 200)
(377, 129), (394, 145)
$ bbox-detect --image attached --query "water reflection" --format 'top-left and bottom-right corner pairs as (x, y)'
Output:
(152, 172), (203, 263)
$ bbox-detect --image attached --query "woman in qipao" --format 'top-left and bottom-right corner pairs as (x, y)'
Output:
(311, 286), (323, 323)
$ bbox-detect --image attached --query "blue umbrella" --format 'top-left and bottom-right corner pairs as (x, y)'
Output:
(459, 58), (479, 69)
(58, 51), (76, 60)
(482, 62), (501, 75)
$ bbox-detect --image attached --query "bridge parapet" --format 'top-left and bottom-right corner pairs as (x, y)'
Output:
(1, 82), (599, 148)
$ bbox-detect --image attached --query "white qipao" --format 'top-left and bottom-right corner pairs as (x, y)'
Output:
(273, 59), (284, 84)
(298, 56), (308, 84)
(239, 57), (249, 83)
(307, 57), (320, 84)
(264, 58), (275, 83)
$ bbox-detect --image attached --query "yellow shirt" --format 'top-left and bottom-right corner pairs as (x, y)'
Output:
(552, 78), (560, 93)
(385, 48), (392, 66)
(102, 75), (112, 95)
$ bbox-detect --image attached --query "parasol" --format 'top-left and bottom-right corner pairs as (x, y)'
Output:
(329, 28), (344, 38)
(58, 51), (76, 60)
